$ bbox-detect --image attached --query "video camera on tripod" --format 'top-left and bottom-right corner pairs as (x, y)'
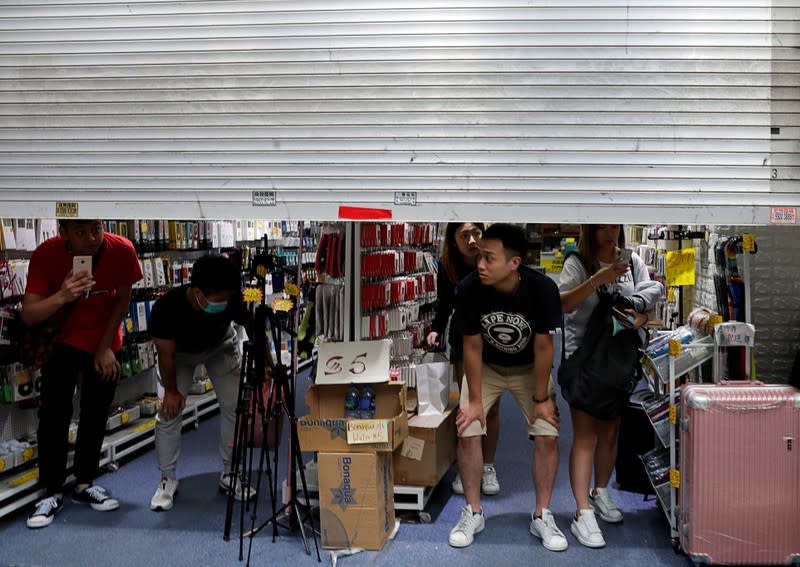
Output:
(223, 278), (320, 565)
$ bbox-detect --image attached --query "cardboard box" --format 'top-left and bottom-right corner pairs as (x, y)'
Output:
(298, 382), (408, 453)
(393, 403), (457, 486)
(318, 452), (395, 551)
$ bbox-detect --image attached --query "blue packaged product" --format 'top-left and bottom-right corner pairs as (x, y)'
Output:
(358, 384), (376, 419)
(344, 383), (360, 418)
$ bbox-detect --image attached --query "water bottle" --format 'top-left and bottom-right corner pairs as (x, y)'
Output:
(344, 383), (360, 419)
(358, 384), (376, 419)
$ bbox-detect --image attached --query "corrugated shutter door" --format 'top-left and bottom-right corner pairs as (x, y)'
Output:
(0, 1), (797, 223)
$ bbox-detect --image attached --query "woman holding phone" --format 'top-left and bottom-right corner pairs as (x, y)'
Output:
(557, 224), (662, 548)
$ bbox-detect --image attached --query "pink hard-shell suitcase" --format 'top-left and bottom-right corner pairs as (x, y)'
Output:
(679, 382), (800, 564)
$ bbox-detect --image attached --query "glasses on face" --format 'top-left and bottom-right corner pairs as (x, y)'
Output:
(458, 229), (482, 243)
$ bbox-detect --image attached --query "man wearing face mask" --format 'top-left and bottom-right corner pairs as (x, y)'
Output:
(148, 254), (255, 511)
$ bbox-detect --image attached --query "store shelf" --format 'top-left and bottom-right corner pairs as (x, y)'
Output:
(641, 334), (714, 541)
(0, 391), (219, 520)
(0, 467), (42, 519)
(643, 335), (713, 388)
(101, 390), (218, 469)
(639, 447), (671, 519)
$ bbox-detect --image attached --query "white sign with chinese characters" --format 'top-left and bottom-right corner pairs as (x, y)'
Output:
(394, 191), (417, 206)
(251, 191), (276, 206)
(714, 321), (755, 347)
(315, 340), (391, 384)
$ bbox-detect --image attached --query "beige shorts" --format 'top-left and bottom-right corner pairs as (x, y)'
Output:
(459, 363), (557, 439)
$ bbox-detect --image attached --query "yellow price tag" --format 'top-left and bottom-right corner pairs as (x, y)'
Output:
(742, 233), (755, 252)
(10, 468), (39, 486)
(132, 419), (157, 434)
(667, 287), (675, 303)
(22, 448), (35, 462)
(121, 412), (130, 425)
(242, 287), (263, 304)
(709, 314), (723, 330)
(284, 283), (300, 297)
(669, 405), (677, 424)
(665, 248), (696, 286)
(670, 468), (681, 488)
(272, 297), (293, 312)
(0, 457), (6, 472)
(125, 319), (135, 333)
(668, 339), (682, 357)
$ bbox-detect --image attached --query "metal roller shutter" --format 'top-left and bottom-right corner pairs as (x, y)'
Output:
(0, 1), (797, 223)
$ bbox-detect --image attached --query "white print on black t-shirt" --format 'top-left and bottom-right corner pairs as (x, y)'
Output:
(480, 311), (532, 355)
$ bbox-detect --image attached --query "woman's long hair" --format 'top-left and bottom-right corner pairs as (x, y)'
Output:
(577, 224), (625, 275)
(441, 222), (485, 284)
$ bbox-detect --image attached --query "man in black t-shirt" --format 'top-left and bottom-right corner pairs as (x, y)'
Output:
(147, 255), (254, 511)
(448, 224), (568, 552)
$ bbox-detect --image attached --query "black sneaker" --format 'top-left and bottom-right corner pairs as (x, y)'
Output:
(27, 495), (63, 528)
(72, 485), (119, 511)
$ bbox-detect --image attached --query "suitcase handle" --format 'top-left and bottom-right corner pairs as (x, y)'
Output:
(718, 380), (763, 386)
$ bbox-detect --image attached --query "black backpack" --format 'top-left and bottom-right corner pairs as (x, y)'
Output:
(557, 252), (645, 420)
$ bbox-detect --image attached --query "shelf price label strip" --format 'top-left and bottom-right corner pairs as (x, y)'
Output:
(670, 468), (681, 489)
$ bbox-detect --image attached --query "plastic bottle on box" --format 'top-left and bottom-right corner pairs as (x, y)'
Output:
(344, 383), (360, 418)
(358, 384), (376, 419)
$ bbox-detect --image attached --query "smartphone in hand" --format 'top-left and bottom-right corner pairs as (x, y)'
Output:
(611, 305), (636, 328)
(72, 255), (92, 275)
(616, 248), (633, 263)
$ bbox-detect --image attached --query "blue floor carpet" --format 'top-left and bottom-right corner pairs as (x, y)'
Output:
(0, 373), (691, 567)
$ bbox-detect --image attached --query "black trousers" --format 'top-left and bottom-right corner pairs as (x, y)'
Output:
(38, 344), (118, 495)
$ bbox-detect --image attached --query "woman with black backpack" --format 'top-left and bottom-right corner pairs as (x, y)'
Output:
(558, 224), (662, 549)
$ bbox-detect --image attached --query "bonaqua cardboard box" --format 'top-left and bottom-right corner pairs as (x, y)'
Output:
(317, 452), (395, 551)
(298, 381), (408, 453)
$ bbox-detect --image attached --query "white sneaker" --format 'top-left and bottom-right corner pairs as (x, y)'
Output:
(529, 508), (568, 551)
(150, 478), (179, 511)
(451, 472), (464, 495)
(481, 465), (500, 495)
(219, 472), (256, 501)
(448, 504), (485, 548)
(571, 508), (606, 548)
(590, 487), (623, 523)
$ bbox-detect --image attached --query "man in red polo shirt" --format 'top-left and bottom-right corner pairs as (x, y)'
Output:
(22, 219), (143, 528)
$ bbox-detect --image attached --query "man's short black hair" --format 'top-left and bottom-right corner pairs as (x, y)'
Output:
(190, 255), (241, 295)
(481, 223), (528, 260)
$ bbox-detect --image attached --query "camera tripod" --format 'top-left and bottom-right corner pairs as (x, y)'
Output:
(223, 303), (320, 564)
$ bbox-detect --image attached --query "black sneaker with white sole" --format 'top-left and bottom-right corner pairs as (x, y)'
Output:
(27, 495), (63, 529)
(72, 485), (120, 511)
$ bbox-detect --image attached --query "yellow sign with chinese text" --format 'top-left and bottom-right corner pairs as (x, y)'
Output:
(665, 248), (696, 286)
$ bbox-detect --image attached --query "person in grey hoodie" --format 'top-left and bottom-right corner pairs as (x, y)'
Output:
(559, 224), (663, 549)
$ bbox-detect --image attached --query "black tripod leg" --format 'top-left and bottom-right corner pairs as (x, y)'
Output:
(244, 381), (272, 567)
(289, 414), (320, 560)
(223, 343), (251, 542)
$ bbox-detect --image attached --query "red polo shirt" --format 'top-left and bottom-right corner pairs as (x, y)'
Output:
(25, 232), (143, 353)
